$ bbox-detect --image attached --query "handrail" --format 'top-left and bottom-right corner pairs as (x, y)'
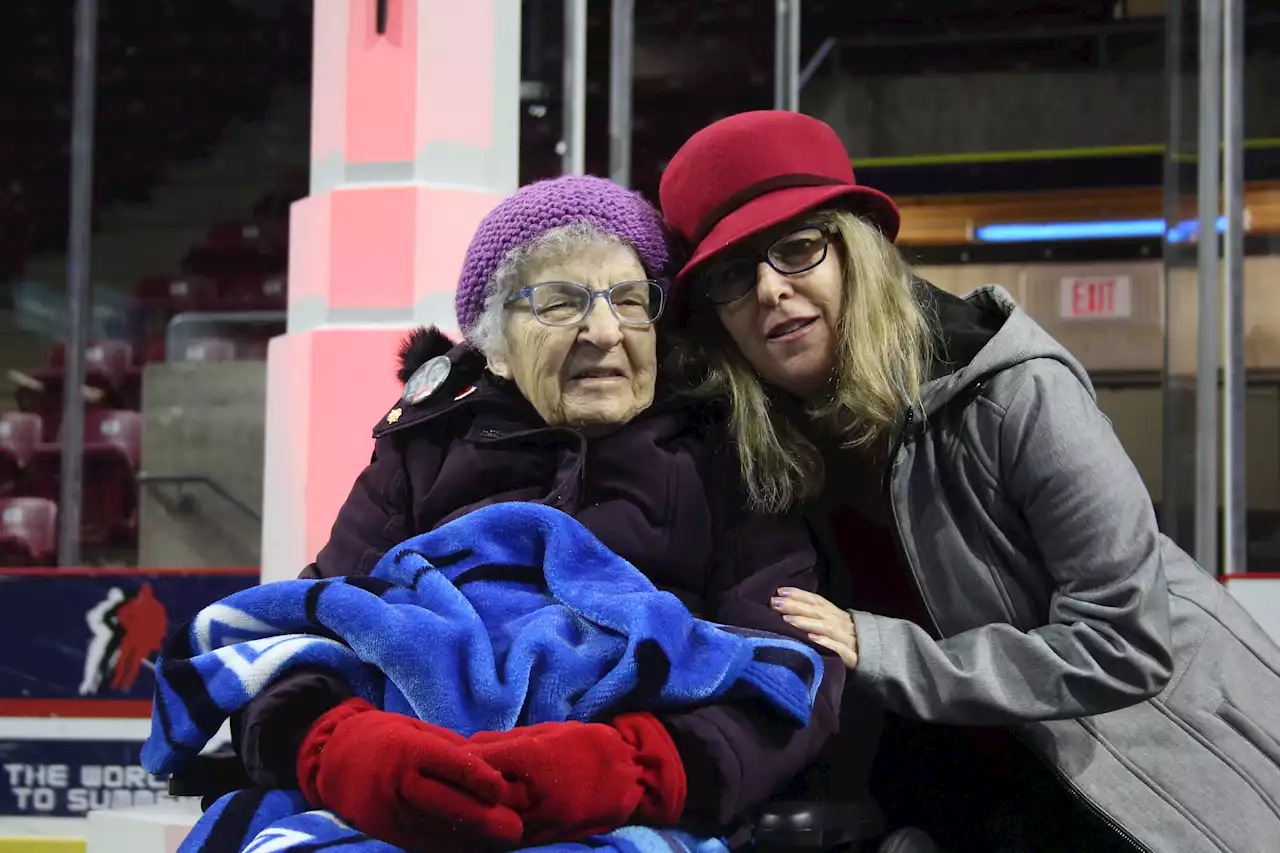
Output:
(798, 36), (837, 90)
(817, 14), (1277, 78)
(833, 19), (1165, 50)
(166, 309), (286, 333)
(1093, 370), (1280, 390)
(164, 309), (286, 359)
(136, 472), (262, 523)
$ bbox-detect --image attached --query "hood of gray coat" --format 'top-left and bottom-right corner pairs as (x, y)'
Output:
(919, 283), (1096, 417)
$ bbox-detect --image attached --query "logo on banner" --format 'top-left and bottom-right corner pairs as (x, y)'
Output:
(79, 583), (169, 696)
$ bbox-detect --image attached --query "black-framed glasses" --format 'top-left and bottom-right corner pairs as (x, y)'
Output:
(503, 279), (668, 327)
(702, 225), (832, 305)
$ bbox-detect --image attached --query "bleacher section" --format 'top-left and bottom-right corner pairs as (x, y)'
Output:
(0, 0), (307, 563)
(0, 0), (307, 279)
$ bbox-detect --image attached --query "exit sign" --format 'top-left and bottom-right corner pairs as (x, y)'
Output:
(1059, 275), (1132, 319)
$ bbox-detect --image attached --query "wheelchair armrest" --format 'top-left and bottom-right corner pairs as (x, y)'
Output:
(166, 752), (253, 798)
(754, 798), (885, 850)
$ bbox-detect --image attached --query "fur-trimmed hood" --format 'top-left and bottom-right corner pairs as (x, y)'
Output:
(396, 327), (457, 385)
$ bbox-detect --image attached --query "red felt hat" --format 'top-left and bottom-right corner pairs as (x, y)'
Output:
(659, 111), (900, 284)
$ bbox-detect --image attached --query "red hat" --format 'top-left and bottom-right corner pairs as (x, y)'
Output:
(659, 111), (900, 283)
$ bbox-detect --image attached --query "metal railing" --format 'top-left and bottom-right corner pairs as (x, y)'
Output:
(136, 472), (262, 524)
(165, 310), (286, 359)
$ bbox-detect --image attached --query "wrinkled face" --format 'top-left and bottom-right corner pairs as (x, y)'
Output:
(488, 242), (658, 432)
(707, 220), (845, 399)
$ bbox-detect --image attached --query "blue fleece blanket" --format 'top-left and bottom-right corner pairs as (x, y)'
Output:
(142, 502), (823, 853)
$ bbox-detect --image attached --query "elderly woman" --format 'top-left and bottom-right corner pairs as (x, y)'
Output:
(658, 111), (1280, 853)
(232, 175), (846, 850)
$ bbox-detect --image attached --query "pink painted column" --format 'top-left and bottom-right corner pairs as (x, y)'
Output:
(260, 0), (520, 583)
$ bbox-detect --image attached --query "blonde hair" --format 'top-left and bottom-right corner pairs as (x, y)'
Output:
(678, 210), (934, 512)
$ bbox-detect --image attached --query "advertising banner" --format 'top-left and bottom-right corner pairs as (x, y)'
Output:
(0, 739), (180, 818)
(0, 568), (257, 717)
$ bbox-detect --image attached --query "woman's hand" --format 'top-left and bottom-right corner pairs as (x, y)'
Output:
(771, 588), (859, 670)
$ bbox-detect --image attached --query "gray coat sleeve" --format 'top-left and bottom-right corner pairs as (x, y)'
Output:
(850, 359), (1174, 724)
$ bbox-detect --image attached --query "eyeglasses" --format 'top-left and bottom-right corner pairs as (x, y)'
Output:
(503, 279), (668, 327)
(702, 225), (832, 305)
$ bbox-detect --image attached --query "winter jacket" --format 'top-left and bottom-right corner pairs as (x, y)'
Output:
(823, 282), (1280, 853)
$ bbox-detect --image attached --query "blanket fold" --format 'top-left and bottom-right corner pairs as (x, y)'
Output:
(143, 502), (823, 853)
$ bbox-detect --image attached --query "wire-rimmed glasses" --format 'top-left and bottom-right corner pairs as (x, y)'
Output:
(702, 225), (832, 305)
(503, 279), (668, 327)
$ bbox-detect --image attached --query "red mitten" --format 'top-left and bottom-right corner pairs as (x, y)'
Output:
(296, 698), (522, 852)
(468, 712), (687, 846)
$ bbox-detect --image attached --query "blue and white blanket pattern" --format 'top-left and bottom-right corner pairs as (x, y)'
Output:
(142, 502), (823, 853)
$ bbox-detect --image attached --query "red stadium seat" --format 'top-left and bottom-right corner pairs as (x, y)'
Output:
(206, 221), (273, 252)
(218, 273), (287, 311)
(134, 274), (218, 317)
(181, 241), (279, 284)
(82, 409), (142, 470)
(26, 410), (141, 547)
(12, 381), (64, 442)
(0, 412), (42, 495)
(0, 497), (57, 566)
(45, 339), (134, 388)
(17, 340), (137, 439)
(199, 220), (288, 275)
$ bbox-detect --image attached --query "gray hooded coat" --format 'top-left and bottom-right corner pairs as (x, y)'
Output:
(825, 283), (1279, 852)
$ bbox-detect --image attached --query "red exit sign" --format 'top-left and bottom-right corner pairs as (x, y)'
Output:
(1059, 275), (1133, 320)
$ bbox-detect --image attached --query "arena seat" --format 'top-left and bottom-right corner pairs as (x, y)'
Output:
(0, 0), (289, 277)
(180, 240), (280, 284)
(26, 410), (142, 547)
(0, 412), (42, 495)
(135, 274), (219, 316)
(12, 382), (61, 443)
(0, 496), (57, 566)
(16, 340), (137, 440)
(45, 339), (134, 384)
(205, 221), (276, 254)
(218, 273), (288, 311)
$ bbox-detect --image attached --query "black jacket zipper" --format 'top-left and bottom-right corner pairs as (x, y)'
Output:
(879, 407), (943, 639)
(1013, 731), (1152, 853)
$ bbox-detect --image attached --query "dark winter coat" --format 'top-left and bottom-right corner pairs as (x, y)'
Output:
(233, 328), (848, 834)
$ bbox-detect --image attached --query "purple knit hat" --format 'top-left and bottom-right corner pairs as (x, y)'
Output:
(455, 175), (670, 336)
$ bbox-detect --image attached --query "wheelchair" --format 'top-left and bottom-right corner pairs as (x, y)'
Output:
(166, 751), (938, 852)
